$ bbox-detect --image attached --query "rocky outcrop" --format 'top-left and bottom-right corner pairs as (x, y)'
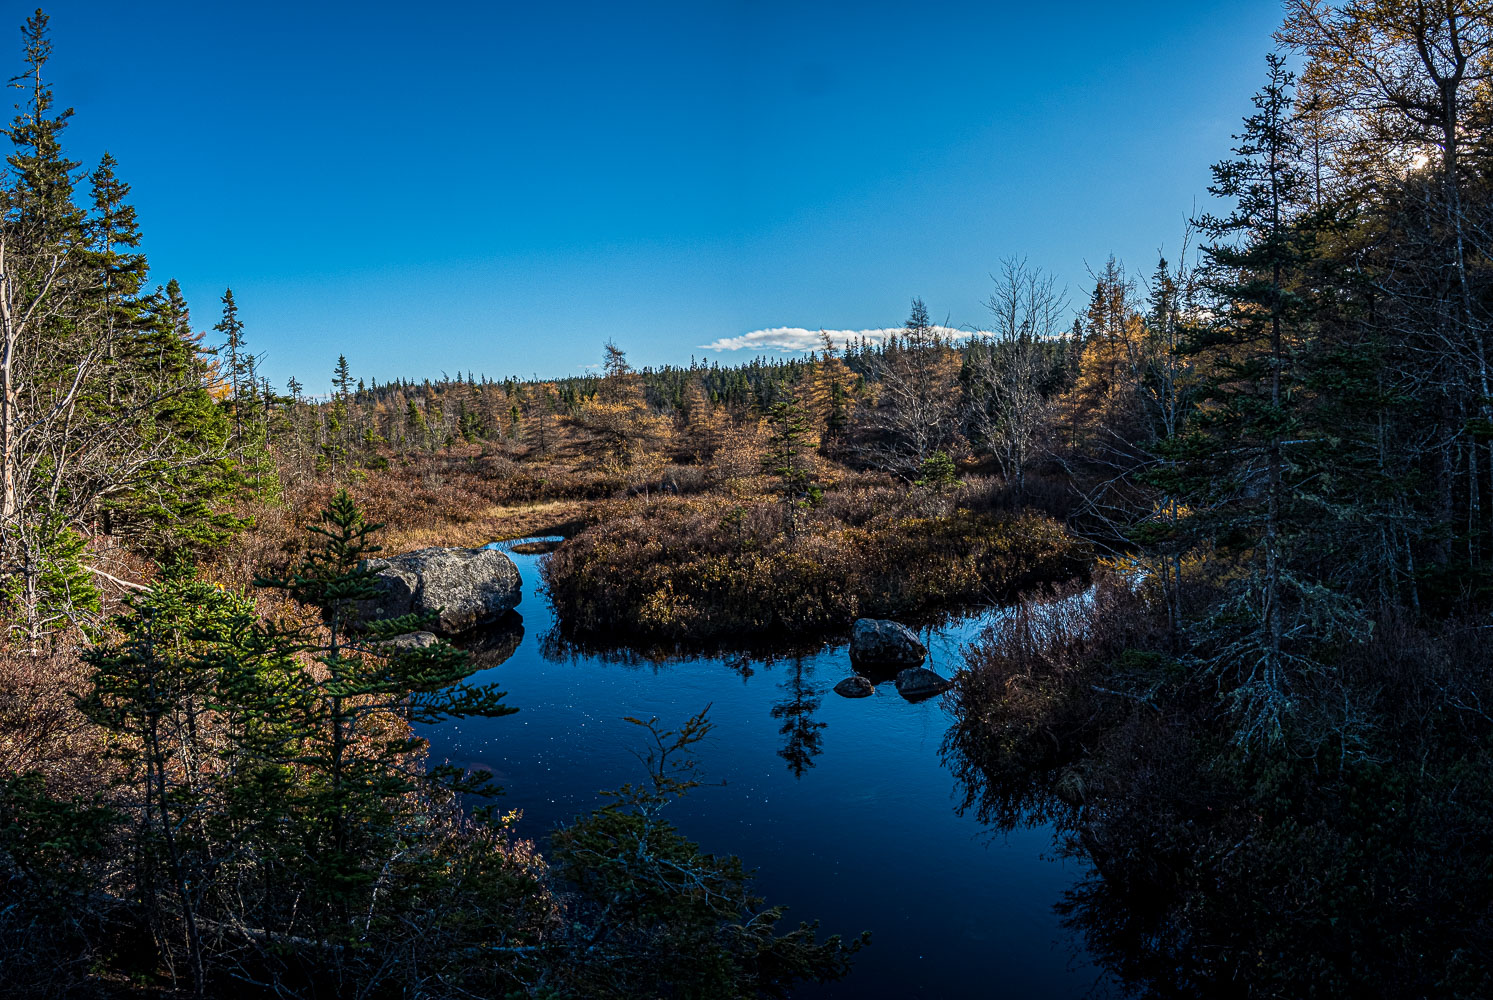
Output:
(894, 666), (953, 701)
(833, 675), (875, 698)
(357, 546), (521, 635)
(849, 619), (927, 669)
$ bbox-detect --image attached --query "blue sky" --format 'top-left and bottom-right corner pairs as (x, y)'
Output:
(36, 0), (1283, 391)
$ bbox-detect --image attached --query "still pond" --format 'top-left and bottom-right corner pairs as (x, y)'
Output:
(421, 539), (1114, 998)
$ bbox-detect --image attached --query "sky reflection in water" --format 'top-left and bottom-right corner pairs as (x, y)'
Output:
(421, 540), (1111, 998)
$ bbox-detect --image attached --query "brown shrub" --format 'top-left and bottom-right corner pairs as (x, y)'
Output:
(0, 643), (110, 797)
(940, 572), (1169, 830)
(543, 489), (1091, 643)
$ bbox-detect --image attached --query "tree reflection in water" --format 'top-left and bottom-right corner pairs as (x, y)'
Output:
(942, 631), (1493, 1000)
(771, 657), (826, 778)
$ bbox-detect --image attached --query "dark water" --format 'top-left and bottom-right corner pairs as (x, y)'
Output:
(421, 540), (1112, 998)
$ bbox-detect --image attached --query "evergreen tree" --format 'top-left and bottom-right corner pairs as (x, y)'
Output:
(1177, 54), (1362, 746)
(332, 353), (353, 399)
(98, 281), (245, 553)
(76, 565), (253, 994)
(0, 18), (249, 633)
(763, 390), (818, 535)
(547, 709), (864, 996)
(213, 289), (245, 432)
(6, 10), (80, 245)
(578, 341), (664, 467)
(856, 299), (960, 478)
(84, 152), (145, 384)
(808, 332), (856, 453)
(242, 492), (517, 933)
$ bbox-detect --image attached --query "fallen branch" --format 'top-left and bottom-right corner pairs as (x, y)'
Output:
(86, 565), (150, 592)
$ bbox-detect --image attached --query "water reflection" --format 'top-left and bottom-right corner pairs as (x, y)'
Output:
(941, 640), (1493, 1000)
(538, 623), (832, 673)
(770, 658), (826, 777)
(939, 712), (1074, 835)
(455, 610), (525, 669)
(429, 541), (1109, 998)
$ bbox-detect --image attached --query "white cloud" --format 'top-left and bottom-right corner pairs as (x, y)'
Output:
(700, 325), (980, 353)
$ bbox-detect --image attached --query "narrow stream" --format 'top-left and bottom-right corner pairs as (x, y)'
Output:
(420, 540), (1113, 997)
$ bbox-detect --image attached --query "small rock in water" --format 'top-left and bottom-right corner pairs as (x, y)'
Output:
(834, 675), (875, 698)
(849, 618), (927, 669)
(894, 666), (953, 701)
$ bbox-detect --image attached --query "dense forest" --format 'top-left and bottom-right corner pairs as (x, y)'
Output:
(4, 2), (1493, 997)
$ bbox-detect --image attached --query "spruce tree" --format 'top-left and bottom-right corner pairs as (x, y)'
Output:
(763, 390), (818, 535)
(76, 565), (255, 994)
(6, 10), (80, 246)
(245, 491), (517, 928)
(1177, 54), (1362, 746)
(84, 153), (145, 384)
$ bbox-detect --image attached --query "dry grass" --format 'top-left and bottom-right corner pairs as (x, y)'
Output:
(0, 642), (112, 797)
(379, 499), (596, 552)
(544, 479), (1091, 643)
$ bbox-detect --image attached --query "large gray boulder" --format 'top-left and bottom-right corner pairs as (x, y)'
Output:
(849, 619), (927, 669)
(357, 547), (521, 635)
(894, 667), (953, 701)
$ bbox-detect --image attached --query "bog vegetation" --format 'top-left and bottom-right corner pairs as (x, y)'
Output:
(2, 2), (1493, 997)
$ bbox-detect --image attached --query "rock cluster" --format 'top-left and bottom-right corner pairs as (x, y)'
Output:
(834, 618), (953, 702)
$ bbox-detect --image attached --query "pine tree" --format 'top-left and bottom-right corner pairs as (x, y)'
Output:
(680, 379), (724, 463)
(85, 153), (145, 387)
(321, 355), (355, 473)
(1066, 256), (1145, 446)
(6, 10), (81, 245)
(332, 353), (353, 399)
(244, 492), (518, 929)
(524, 381), (559, 455)
(76, 565), (255, 994)
(857, 299), (960, 478)
(763, 389), (818, 535)
(547, 708), (864, 995)
(405, 397), (428, 448)
(578, 342), (664, 467)
(0, 19), (250, 633)
(98, 281), (245, 553)
(807, 333), (856, 453)
(1177, 54), (1362, 746)
(213, 289), (246, 439)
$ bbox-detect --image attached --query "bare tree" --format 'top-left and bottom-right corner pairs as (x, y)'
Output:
(967, 258), (1067, 499)
(857, 299), (961, 479)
